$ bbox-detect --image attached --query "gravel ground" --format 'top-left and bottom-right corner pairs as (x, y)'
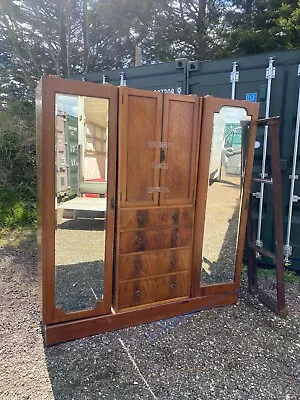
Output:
(0, 228), (299, 400)
(55, 218), (105, 312)
(201, 173), (241, 285)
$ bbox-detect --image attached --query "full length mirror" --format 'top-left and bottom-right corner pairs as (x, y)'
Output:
(200, 106), (251, 285)
(55, 94), (109, 312)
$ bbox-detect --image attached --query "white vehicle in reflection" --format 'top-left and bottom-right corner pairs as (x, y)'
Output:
(221, 127), (242, 176)
(209, 126), (242, 185)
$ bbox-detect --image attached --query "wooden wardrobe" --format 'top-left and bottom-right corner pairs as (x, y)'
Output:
(115, 88), (200, 310)
(36, 76), (259, 344)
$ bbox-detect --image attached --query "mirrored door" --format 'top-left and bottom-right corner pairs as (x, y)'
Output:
(37, 77), (118, 324)
(200, 106), (250, 285)
(191, 96), (259, 297)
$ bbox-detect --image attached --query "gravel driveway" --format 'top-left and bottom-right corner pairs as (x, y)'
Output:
(0, 229), (299, 400)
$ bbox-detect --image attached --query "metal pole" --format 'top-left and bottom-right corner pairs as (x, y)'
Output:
(230, 62), (239, 100)
(284, 65), (300, 264)
(120, 72), (126, 86)
(185, 62), (189, 95)
(256, 57), (275, 248)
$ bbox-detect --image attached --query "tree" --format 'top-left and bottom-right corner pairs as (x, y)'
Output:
(223, 0), (300, 57)
(146, 1), (230, 61)
(277, 0), (300, 49)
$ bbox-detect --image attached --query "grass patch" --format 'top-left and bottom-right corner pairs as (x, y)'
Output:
(241, 264), (299, 284)
(0, 188), (36, 229)
(0, 226), (37, 248)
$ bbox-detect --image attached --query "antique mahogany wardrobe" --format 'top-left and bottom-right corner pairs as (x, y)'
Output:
(36, 76), (259, 344)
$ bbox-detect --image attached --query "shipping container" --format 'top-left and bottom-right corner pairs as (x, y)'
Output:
(71, 49), (300, 271)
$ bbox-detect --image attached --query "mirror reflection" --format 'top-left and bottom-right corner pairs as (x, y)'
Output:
(55, 94), (109, 312)
(201, 106), (250, 285)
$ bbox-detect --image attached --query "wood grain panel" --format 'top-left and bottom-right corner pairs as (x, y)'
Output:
(119, 248), (191, 281)
(119, 227), (192, 254)
(119, 206), (193, 231)
(160, 95), (200, 205)
(118, 272), (190, 309)
(118, 88), (162, 207)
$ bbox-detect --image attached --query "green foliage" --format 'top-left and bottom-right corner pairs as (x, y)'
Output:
(0, 189), (36, 228)
(241, 265), (299, 283)
(278, 0), (300, 49)
(223, 0), (300, 56)
(0, 101), (36, 228)
(284, 269), (299, 283)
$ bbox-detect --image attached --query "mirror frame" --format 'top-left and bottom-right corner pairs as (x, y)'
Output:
(191, 96), (259, 298)
(36, 76), (118, 325)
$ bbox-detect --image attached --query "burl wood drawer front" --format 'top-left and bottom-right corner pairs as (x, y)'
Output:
(119, 248), (191, 281)
(120, 207), (194, 231)
(119, 227), (192, 254)
(117, 272), (190, 309)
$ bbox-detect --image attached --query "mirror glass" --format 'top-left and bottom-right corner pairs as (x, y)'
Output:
(55, 94), (109, 312)
(200, 106), (251, 285)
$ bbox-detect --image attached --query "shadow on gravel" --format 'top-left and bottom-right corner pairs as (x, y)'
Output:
(0, 229), (38, 281)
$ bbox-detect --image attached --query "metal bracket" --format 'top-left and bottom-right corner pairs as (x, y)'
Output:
(289, 174), (298, 180)
(230, 70), (239, 83)
(284, 244), (292, 258)
(152, 162), (168, 170)
(266, 66), (276, 80)
(293, 195), (300, 202)
(255, 239), (263, 259)
(147, 187), (169, 193)
(252, 192), (261, 199)
(102, 75), (107, 84)
(297, 64), (300, 77)
(256, 239), (263, 247)
(259, 172), (268, 178)
(148, 141), (172, 149)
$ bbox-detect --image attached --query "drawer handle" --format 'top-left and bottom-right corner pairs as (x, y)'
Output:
(170, 283), (175, 290)
(135, 260), (142, 272)
(172, 229), (179, 247)
(137, 213), (144, 227)
(170, 258), (177, 269)
(135, 233), (143, 251)
(172, 210), (179, 224)
(134, 290), (141, 298)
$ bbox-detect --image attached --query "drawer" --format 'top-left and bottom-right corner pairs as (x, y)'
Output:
(120, 207), (193, 231)
(117, 272), (190, 309)
(119, 248), (191, 281)
(119, 227), (192, 254)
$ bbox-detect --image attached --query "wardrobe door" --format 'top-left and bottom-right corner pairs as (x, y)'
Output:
(37, 76), (118, 325)
(118, 87), (163, 207)
(160, 94), (200, 206)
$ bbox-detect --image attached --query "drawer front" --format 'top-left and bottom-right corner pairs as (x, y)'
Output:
(117, 272), (190, 309)
(120, 207), (193, 231)
(119, 227), (192, 254)
(119, 248), (191, 281)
